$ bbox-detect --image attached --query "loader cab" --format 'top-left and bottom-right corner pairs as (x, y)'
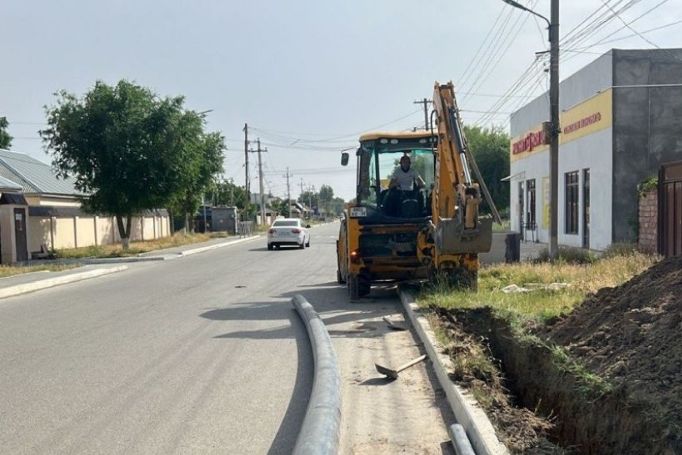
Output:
(354, 132), (437, 221)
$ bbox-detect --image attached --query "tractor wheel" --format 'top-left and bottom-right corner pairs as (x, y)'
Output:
(348, 274), (370, 301)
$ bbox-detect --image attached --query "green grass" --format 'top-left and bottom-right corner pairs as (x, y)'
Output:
(0, 263), (78, 279)
(421, 251), (657, 324)
(55, 232), (230, 259)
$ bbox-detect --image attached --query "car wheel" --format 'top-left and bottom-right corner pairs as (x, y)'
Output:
(267, 244), (273, 251)
(299, 242), (305, 249)
(305, 238), (310, 247)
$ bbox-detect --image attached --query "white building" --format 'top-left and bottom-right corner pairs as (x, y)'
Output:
(509, 48), (682, 251)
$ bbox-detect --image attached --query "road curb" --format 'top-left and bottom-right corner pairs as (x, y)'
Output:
(82, 256), (168, 264)
(0, 266), (128, 300)
(399, 287), (509, 455)
(291, 294), (340, 455)
(179, 235), (263, 257)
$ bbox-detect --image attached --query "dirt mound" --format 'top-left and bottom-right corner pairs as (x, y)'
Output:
(548, 255), (682, 450)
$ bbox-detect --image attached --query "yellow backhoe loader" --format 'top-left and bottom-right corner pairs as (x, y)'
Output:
(337, 82), (501, 299)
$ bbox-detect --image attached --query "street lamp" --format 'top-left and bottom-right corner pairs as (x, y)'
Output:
(503, 0), (560, 260)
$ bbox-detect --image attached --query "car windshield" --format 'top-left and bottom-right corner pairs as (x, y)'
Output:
(273, 220), (299, 227)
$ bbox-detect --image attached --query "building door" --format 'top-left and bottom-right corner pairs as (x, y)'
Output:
(659, 161), (682, 257)
(583, 169), (590, 249)
(14, 208), (28, 262)
(518, 182), (524, 239)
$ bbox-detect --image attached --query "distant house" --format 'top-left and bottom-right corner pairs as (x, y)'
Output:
(0, 149), (171, 263)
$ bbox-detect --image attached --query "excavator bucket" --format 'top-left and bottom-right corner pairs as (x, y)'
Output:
(434, 217), (493, 254)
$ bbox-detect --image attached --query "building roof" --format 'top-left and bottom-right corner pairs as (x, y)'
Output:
(0, 149), (81, 196)
(359, 131), (436, 142)
(0, 174), (22, 191)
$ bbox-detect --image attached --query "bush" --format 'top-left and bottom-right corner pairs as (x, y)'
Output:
(535, 246), (597, 264)
(602, 242), (640, 258)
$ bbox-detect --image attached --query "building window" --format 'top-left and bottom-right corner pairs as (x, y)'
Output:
(565, 171), (579, 234)
(526, 179), (536, 227)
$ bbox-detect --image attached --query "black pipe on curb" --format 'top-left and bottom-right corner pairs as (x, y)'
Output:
(291, 294), (341, 455)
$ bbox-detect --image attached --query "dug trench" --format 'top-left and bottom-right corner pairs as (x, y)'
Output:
(432, 255), (682, 455)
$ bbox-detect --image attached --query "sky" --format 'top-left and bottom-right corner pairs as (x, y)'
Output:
(2, 0), (681, 200)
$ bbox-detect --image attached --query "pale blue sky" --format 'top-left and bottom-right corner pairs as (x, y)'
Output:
(2, 0), (681, 199)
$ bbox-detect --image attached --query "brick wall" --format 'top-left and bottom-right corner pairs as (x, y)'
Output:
(638, 190), (658, 253)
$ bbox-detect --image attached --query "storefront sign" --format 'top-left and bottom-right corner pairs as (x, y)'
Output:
(510, 89), (613, 162)
(512, 130), (546, 155)
(562, 112), (602, 135)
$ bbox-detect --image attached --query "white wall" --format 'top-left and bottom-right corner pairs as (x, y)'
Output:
(510, 128), (613, 251)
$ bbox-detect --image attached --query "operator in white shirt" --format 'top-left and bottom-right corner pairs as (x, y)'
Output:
(389, 155), (425, 191)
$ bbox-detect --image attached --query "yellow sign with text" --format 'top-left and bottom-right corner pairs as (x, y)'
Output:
(510, 89), (613, 162)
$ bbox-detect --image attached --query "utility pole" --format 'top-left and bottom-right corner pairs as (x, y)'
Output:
(285, 167), (292, 218)
(413, 98), (433, 130)
(299, 178), (305, 218)
(243, 123), (251, 218)
(255, 139), (267, 226)
(501, 0), (559, 259)
(307, 185), (313, 217)
(548, 0), (560, 260)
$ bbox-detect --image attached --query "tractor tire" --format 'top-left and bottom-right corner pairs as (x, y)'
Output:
(348, 274), (370, 301)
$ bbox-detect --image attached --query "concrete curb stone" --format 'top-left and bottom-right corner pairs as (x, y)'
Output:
(0, 266), (128, 300)
(399, 287), (509, 455)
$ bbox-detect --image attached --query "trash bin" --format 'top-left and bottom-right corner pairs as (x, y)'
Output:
(505, 232), (521, 263)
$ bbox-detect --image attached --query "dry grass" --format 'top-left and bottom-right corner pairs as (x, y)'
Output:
(55, 232), (230, 259)
(0, 263), (78, 279)
(421, 252), (658, 323)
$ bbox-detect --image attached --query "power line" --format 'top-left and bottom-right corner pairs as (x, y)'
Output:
(598, 0), (678, 55)
(457, 5), (509, 90)
(570, 18), (682, 50)
(569, 0), (673, 50)
(465, 0), (541, 103)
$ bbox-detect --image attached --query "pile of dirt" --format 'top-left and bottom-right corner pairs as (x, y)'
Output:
(547, 255), (682, 449)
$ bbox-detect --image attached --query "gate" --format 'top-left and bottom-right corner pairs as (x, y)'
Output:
(658, 161), (682, 257)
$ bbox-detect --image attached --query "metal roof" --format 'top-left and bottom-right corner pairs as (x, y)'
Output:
(0, 149), (82, 195)
(0, 174), (22, 191)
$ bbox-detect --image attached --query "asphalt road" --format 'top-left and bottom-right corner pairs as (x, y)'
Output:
(1, 227), (324, 454)
(0, 222), (452, 454)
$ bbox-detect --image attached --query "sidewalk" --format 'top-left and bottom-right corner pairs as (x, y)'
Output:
(0, 264), (128, 300)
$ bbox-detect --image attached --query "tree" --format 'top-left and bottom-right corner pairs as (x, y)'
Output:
(214, 179), (248, 208)
(298, 190), (318, 211)
(0, 117), (12, 149)
(330, 197), (346, 216)
(318, 185), (334, 213)
(167, 131), (225, 231)
(41, 80), (223, 248)
(464, 125), (510, 215)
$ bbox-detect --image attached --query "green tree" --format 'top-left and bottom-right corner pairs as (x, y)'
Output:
(330, 197), (346, 216)
(464, 125), (510, 215)
(214, 179), (248, 208)
(168, 131), (225, 231)
(41, 80), (222, 247)
(318, 184), (334, 213)
(298, 190), (318, 210)
(0, 117), (12, 149)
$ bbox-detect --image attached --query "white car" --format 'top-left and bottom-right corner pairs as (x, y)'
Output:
(267, 218), (311, 250)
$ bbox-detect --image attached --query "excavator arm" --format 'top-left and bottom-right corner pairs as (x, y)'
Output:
(417, 82), (500, 286)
